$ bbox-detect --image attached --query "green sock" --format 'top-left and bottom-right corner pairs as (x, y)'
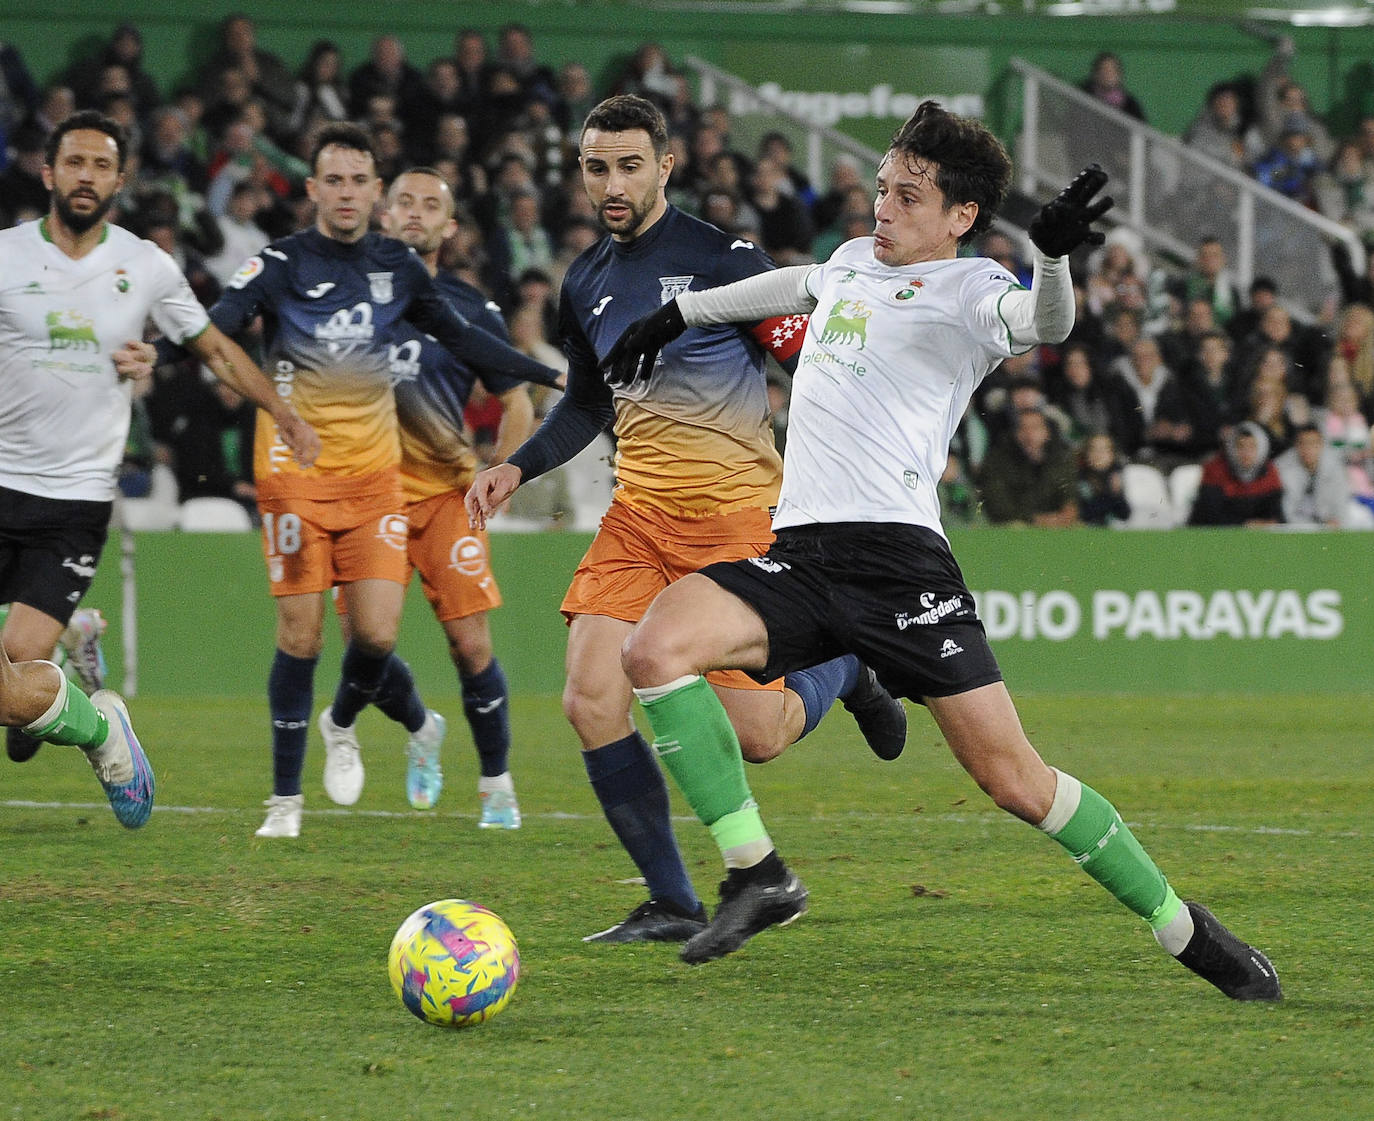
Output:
(25, 670), (108, 749)
(1041, 770), (1181, 929)
(635, 676), (772, 865)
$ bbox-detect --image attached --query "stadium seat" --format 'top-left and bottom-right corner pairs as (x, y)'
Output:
(1168, 463), (1204, 526)
(1119, 463), (1175, 529)
(177, 497), (254, 532)
(119, 463), (180, 531)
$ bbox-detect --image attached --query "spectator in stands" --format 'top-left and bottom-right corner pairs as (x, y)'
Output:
(978, 229), (1031, 288)
(1319, 378), (1374, 498)
(1331, 237), (1374, 308)
(71, 24), (161, 121)
(811, 153), (865, 234)
(811, 183), (871, 261)
(756, 131), (815, 210)
(486, 188), (553, 307)
(1079, 51), (1146, 121)
(1076, 432), (1132, 526)
(747, 156), (813, 262)
(1188, 422), (1284, 526)
(1314, 140), (1374, 239)
(451, 28), (492, 115)
(556, 62), (596, 135)
(204, 112), (297, 218)
(1227, 275), (1279, 343)
(141, 106), (208, 194)
(1180, 329), (1240, 455)
(1085, 232), (1149, 319)
(1331, 302), (1374, 405)
(1114, 336), (1196, 469)
(1157, 296), (1219, 375)
(1276, 423), (1349, 527)
(1184, 81), (1262, 170)
(146, 363), (258, 517)
(1253, 127), (1320, 205)
(1256, 36), (1335, 164)
(204, 180), (272, 287)
(0, 39), (39, 138)
(1047, 340), (1142, 452)
(1238, 302), (1331, 404)
(201, 14), (296, 139)
(978, 407), (1079, 527)
(348, 35), (425, 122)
(404, 58), (466, 161)
(289, 40), (349, 136)
(1172, 237), (1242, 330)
(0, 122), (49, 223)
(29, 84), (76, 139)
(495, 22), (559, 109)
(1244, 359), (1300, 459)
(615, 42), (681, 108)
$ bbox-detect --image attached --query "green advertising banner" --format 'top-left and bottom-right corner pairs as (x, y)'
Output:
(87, 528), (1372, 698)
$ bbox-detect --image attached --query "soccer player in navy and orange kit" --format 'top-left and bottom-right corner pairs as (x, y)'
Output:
(361, 166), (544, 823)
(188, 124), (561, 838)
(467, 96), (906, 943)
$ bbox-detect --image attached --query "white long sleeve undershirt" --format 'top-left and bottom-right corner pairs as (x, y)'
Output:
(677, 246), (1075, 347)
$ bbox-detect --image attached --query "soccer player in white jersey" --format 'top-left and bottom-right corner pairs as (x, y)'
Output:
(0, 111), (318, 828)
(601, 101), (1282, 1000)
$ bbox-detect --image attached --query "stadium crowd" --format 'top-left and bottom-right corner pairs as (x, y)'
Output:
(3, 18), (1374, 530)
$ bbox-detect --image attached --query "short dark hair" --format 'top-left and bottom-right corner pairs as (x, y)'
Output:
(309, 122), (376, 175)
(581, 95), (669, 160)
(886, 100), (1011, 245)
(387, 165), (455, 217)
(45, 110), (129, 171)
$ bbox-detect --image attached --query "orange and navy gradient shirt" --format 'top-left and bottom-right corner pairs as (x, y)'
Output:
(209, 228), (558, 503)
(507, 205), (805, 519)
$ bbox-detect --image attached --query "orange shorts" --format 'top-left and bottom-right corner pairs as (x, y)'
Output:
(407, 488), (502, 622)
(258, 484), (410, 597)
(562, 496), (781, 693)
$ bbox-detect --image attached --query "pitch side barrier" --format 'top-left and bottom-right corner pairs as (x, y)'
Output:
(87, 529), (1372, 697)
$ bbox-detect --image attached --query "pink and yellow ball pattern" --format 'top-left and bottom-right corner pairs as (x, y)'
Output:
(387, 899), (520, 1028)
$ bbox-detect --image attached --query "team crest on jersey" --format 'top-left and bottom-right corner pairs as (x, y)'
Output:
(113, 269), (131, 294)
(229, 256), (264, 290)
(376, 513), (409, 551)
(448, 535), (488, 577)
(368, 272), (394, 303)
(658, 275), (694, 304)
(819, 298), (871, 349)
(46, 310), (99, 352)
(893, 279), (924, 301)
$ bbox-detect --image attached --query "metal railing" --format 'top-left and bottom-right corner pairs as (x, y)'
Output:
(1010, 57), (1363, 312)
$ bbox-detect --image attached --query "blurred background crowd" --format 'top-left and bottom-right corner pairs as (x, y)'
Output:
(3, 18), (1374, 531)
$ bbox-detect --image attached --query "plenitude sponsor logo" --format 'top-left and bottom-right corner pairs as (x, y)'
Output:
(971, 588), (1343, 642)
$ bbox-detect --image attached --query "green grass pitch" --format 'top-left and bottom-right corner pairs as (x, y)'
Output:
(2, 691), (1371, 1120)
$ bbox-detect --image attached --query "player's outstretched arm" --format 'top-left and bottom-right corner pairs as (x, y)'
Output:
(188, 324), (321, 468)
(466, 464), (523, 531)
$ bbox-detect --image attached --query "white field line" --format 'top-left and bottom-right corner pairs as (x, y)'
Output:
(0, 799), (1359, 838)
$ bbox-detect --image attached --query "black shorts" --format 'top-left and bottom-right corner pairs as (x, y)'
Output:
(0, 484), (112, 625)
(699, 522), (1003, 703)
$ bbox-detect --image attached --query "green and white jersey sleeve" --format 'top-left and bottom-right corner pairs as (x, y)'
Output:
(773, 237), (1037, 538)
(0, 220), (210, 501)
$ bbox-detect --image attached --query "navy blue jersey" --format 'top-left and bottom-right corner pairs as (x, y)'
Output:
(388, 273), (520, 499)
(210, 227), (557, 494)
(510, 207), (802, 516)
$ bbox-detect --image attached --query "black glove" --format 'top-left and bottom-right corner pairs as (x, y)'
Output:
(600, 299), (687, 389)
(1028, 164), (1114, 258)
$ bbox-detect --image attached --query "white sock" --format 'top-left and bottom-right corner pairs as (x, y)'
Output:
(479, 772), (514, 796)
(1154, 906), (1196, 956)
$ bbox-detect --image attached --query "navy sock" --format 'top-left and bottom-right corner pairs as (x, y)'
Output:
(461, 658), (510, 778)
(268, 649), (316, 797)
(373, 654), (427, 733)
(785, 654), (861, 740)
(331, 643), (390, 727)
(583, 731), (699, 915)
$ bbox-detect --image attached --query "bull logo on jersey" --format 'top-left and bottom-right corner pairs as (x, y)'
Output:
(375, 513), (409, 551)
(315, 302), (375, 354)
(368, 272), (394, 304)
(820, 299), (871, 349)
(46, 310), (99, 352)
(388, 339), (422, 384)
(448, 535), (488, 578)
(658, 275), (694, 304)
